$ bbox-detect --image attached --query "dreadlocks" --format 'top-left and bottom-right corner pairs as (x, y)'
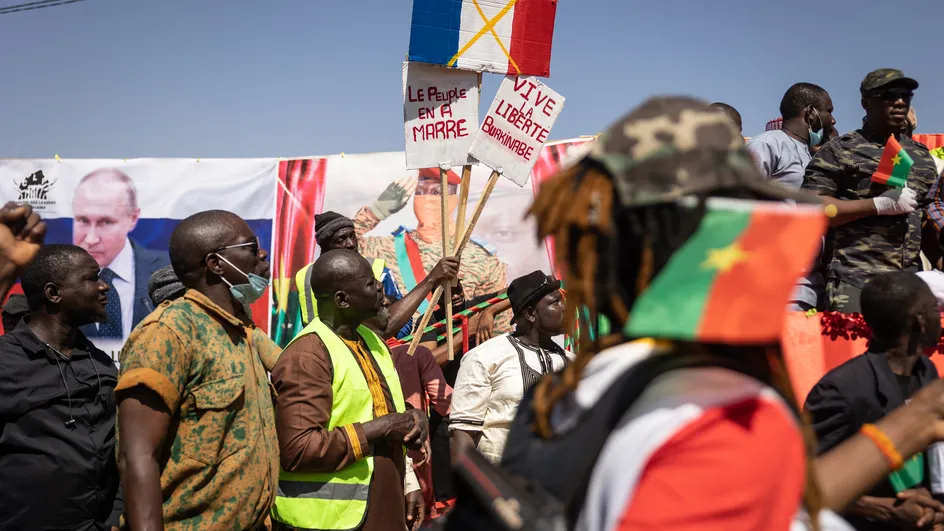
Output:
(527, 159), (824, 529)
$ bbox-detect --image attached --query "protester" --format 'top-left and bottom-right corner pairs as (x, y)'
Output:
(296, 210), (459, 340)
(710, 101), (742, 133)
(72, 168), (169, 340)
(747, 82), (835, 311)
(271, 249), (427, 531)
(353, 168), (510, 333)
(493, 97), (850, 529)
(1, 293), (28, 333)
(116, 210), (281, 531)
(0, 244), (123, 530)
(802, 68), (942, 313)
(147, 264), (186, 307)
(449, 271), (572, 465)
(806, 272), (944, 529)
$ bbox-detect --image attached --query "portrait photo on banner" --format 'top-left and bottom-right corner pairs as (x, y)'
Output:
(0, 158), (277, 360)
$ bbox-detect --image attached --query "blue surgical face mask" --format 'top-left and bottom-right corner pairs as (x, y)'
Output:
(213, 254), (269, 313)
(808, 108), (824, 147)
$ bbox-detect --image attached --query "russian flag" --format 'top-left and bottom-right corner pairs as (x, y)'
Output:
(409, 0), (557, 77)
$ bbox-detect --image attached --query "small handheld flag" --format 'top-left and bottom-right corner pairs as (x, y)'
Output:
(871, 136), (914, 188)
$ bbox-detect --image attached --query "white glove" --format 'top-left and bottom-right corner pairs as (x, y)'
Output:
(873, 186), (917, 215)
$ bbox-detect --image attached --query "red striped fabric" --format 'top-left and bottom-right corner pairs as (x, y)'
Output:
(508, 0), (557, 77)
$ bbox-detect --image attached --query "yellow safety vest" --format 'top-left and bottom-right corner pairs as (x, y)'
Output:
(271, 317), (406, 530)
(295, 258), (386, 326)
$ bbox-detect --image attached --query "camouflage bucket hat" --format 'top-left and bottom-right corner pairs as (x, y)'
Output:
(584, 96), (820, 208)
(860, 68), (919, 95)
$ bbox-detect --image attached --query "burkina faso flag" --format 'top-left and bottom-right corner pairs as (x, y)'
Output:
(624, 198), (826, 344)
(871, 135), (914, 188)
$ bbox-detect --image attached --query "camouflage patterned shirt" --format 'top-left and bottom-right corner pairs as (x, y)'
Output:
(353, 206), (511, 333)
(802, 129), (941, 288)
(116, 290), (281, 531)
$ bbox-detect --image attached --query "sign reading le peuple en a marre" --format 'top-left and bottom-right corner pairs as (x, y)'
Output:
(469, 75), (564, 186)
(402, 62), (479, 170)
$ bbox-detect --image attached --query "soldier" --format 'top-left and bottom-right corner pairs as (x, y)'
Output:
(353, 167), (509, 332)
(802, 68), (942, 313)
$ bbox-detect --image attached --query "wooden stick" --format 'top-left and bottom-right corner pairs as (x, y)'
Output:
(440, 167), (455, 360)
(407, 170), (501, 356)
(453, 165), (471, 252)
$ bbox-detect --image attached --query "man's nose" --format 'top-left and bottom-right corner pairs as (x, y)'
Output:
(98, 280), (109, 292)
(259, 248), (269, 261)
(84, 226), (100, 245)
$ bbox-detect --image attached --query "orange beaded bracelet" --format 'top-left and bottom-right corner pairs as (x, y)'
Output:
(860, 423), (904, 471)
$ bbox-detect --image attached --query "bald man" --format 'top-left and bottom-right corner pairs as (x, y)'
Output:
(271, 249), (427, 531)
(116, 210), (281, 531)
(72, 168), (168, 342)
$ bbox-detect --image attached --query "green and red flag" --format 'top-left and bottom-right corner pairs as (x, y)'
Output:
(624, 198), (826, 343)
(871, 135), (913, 188)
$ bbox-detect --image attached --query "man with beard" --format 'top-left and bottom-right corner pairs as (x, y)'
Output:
(0, 244), (123, 530)
(353, 168), (509, 332)
(802, 69), (942, 313)
(271, 249), (428, 531)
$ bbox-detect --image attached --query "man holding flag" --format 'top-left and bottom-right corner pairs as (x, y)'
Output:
(802, 68), (942, 313)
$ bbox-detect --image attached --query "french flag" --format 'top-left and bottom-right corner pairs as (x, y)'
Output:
(409, 0), (557, 77)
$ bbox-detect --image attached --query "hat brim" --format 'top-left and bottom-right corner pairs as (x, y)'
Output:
(512, 278), (562, 319)
(866, 77), (920, 93)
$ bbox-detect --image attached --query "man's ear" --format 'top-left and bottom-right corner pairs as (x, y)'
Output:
(523, 306), (537, 325)
(334, 290), (350, 310)
(44, 282), (61, 305)
(205, 253), (224, 276)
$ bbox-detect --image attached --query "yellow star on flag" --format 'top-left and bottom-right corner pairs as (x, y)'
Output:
(702, 243), (749, 273)
(891, 154), (902, 166)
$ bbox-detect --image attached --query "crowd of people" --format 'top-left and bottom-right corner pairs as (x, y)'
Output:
(4, 66), (944, 531)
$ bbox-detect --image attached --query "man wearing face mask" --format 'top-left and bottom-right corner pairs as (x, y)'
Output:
(353, 168), (509, 333)
(802, 69), (943, 313)
(116, 210), (282, 531)
(806, 272), (944, 530)
(747, 82), (836, 311)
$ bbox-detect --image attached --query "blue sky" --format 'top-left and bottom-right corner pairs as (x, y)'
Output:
(2, 0), (943, 158)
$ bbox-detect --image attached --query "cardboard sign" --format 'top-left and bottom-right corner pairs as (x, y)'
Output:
(469, 76), (564, 186)
(403, 62), (479, 170)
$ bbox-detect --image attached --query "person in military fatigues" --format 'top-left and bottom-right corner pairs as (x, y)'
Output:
(802, 68), (943, 313)
(353, 167), (510, 333)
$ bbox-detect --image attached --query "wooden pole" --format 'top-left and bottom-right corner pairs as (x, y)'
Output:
(440, 167), (455, 360)
(406, 170), (502, 356)
(453, 165), (471, 252)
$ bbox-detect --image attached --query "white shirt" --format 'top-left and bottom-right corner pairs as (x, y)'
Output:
(104, 238), (135, 340)
(449, 334), (574, 464)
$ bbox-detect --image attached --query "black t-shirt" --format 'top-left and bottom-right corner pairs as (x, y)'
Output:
(895, 372), (922, 402)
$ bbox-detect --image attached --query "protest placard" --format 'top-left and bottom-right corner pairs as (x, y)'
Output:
(403, 62), (479, 170)
(469, 75), (564, 186)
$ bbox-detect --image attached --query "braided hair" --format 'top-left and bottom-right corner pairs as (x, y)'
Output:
(527, 160), (823, 529)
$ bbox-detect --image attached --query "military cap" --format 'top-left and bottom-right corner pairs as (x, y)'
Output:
(860, 68), (919, 95)
(584, 96), (818, 208)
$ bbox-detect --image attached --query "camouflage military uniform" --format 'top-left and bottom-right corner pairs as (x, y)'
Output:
(802, 130), (940, 312)
(116, 290), (281, 531)
(353, 206), (511, 333)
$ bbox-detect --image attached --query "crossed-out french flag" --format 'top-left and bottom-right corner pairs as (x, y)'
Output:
(409, 0), (557, 77)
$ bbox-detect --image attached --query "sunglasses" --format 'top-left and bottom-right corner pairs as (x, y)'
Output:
(868, 88), (913, 102)
(214, 237), (262, 257)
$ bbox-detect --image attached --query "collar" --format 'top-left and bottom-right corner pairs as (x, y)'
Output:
(9, 317), (94, 362)
(864, 350), (936, 407)
(859, 127), (902, 145)
(105, 238), (134, 281)
(182, 289), (254, 331)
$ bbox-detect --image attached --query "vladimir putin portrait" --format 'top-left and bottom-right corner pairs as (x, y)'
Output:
(72, 168), (169, 340)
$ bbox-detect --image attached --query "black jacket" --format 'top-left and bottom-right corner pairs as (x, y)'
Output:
(0, 319), (123, 530)
(805, 350), (939, 530)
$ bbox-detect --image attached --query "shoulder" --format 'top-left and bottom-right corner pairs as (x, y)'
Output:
(905, 136), (931, 152)
(746, 130), (784, 148)
(807, 354), (873, 398)
(462, 334), (512, 364)
(127, 298), (199, 345)
(272, 332), (331, 381)
(467, 236), (498, 256)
